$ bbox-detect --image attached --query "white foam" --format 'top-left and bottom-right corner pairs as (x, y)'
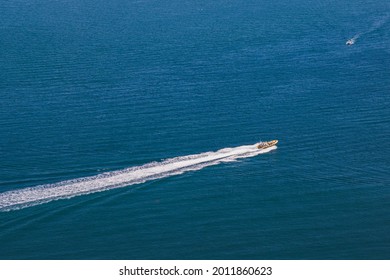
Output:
(0, 143), (277, 211)
(348, 14), (389, 44)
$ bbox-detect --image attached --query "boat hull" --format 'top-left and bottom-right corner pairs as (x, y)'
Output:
(257, 140), (278, 149)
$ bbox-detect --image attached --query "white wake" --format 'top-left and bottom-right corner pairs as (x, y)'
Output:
(0, 143), (277, 211)
(347, 14), (389, 44)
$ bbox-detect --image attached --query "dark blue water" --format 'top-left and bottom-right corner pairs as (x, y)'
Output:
(1, 0), (389, 259)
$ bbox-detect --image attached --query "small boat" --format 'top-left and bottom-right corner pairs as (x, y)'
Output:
(346, 39), (355, 45)
(257, 140), (278, 149)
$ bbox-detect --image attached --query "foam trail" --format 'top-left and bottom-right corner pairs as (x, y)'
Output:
(348, 14), (389, 44)
(0, 143), (277, 211)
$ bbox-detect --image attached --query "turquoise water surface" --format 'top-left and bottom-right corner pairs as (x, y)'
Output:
(1, 0), (390, 259)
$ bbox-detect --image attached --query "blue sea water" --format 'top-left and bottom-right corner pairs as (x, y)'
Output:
(1, 0), (390, 259)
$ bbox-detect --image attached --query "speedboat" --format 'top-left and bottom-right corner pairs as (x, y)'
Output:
(257, 140), (278, 149)
(346, 39), (355, 45)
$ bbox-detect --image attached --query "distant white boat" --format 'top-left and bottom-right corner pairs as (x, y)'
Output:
(346, 38), (355, 45)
